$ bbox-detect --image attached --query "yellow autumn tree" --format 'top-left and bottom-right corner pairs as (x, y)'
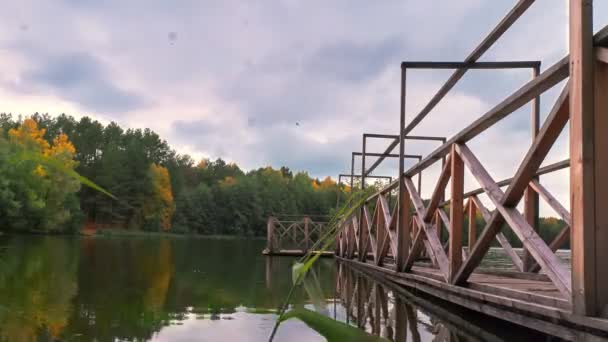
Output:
(319, 176), (336, 190)
(8, 118), (50, 153)
(146, 164), (175, 230)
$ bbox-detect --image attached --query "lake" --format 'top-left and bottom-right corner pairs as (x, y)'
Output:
(0, 235), (562, 341)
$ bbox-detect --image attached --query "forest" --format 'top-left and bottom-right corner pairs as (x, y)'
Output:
(0, 113), (346, 236)
(0, 113), (567, 246)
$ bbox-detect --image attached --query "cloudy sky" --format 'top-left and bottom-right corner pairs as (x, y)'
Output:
(1, 1), (607, 213)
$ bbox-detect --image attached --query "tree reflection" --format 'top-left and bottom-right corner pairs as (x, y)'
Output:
(0, 236), (78, 341)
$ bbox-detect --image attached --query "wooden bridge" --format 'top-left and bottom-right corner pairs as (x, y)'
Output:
(263, 215), (333, 256)
(334, 0), (608, 340)
(262, 1), (608, 339)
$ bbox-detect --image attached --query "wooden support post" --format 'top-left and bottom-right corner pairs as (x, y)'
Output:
(570, 0), (608, 317)
(468, 199), (477, 252)
(267, 216), (275, 253)
(449, 145), (464, 282)
(523, 64), (541, 271)
(304, 216), (310, 252)
(350, 153), (355, 190)
(396, 66), (411, 271)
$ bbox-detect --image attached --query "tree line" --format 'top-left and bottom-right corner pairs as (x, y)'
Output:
(0, 113), (568, 245)
(0, 113), (348, 235)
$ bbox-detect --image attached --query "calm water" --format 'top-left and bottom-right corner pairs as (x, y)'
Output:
(0, 235), (560, 341)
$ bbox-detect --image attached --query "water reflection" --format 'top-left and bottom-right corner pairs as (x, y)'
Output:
(0, 236), (555, 341)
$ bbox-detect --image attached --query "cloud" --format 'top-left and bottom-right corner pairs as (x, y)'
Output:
(17, 52), (146, 114)
(0, 0), (607, 217)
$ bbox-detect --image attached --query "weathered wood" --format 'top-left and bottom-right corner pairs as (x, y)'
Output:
(404, 177), (450, 281)
(455, 144), (571, 297)
(401, 61), (540, 69)
(424, 153), (452, 222)
(339, 257), (608, 340)
(570, 0), (608, 317)
(597, 47), (608, 63)
(405, 58), (569, 178)
(454, 159), (569, 202)
(396, 67), (411, 272)
(449, 145), (464, 282)
(470, 196), (524, 271)
(502, 85), (569, 206)
(468, 198), (477, 251)
(523, 64), (541, 272)
(530, 180), (572, 225)
(363, 0), (535, 177)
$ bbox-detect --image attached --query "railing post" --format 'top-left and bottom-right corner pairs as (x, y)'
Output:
(304, 216), (310, 252)
(267, 216), (276, 253)
(570, 0), (608, 317)
(468, 199), (477, 254)
(396, 66), (411, 271)
(523, 63), (541, 271)
(449, 145), (464, 282)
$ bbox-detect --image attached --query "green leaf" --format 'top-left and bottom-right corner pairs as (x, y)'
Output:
(279, 308), (388, 342)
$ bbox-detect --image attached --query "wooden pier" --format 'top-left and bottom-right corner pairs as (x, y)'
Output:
(263, 1), (608, 340)
(262, 216), (333, 257)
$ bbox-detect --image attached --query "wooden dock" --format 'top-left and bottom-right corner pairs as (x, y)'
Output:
(262, 248), (333, 257)
(263, 215), (331, 256)
(263, 1), (608, 340)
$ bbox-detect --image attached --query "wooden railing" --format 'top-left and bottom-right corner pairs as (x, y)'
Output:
(337, 0), (608, 318)
(265, 216), (329, 255)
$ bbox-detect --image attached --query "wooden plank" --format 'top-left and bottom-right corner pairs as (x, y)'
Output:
(340, 258), (608, 340)
(455, 144), (571, 297)
(449, 145), (464, 282)
(363, 0), (535, 177)
(570, 0), (608, 317)
(424, 153), (452, 222)
(404, 177), (450, 281)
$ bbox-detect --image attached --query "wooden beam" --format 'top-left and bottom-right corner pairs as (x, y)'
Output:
(455, 144), (571, 297)
(449, 145), (464, 282)
(523, 64), (541, 271)
(405, 57), (569, 178)
(363, 0), (535, 177)
(502, 85), (569, 206)
(424, 153), (452, 222)
(529, 180), (572, 225)
(396, 67), (411, 272)
(570, 0), (608, 316)
(404, 177), (450, 281)
(401, 61), (541, 69)
(470, 196), (524, 271)
(456, 159), (569, 202)
(468, 198), (477, 252)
